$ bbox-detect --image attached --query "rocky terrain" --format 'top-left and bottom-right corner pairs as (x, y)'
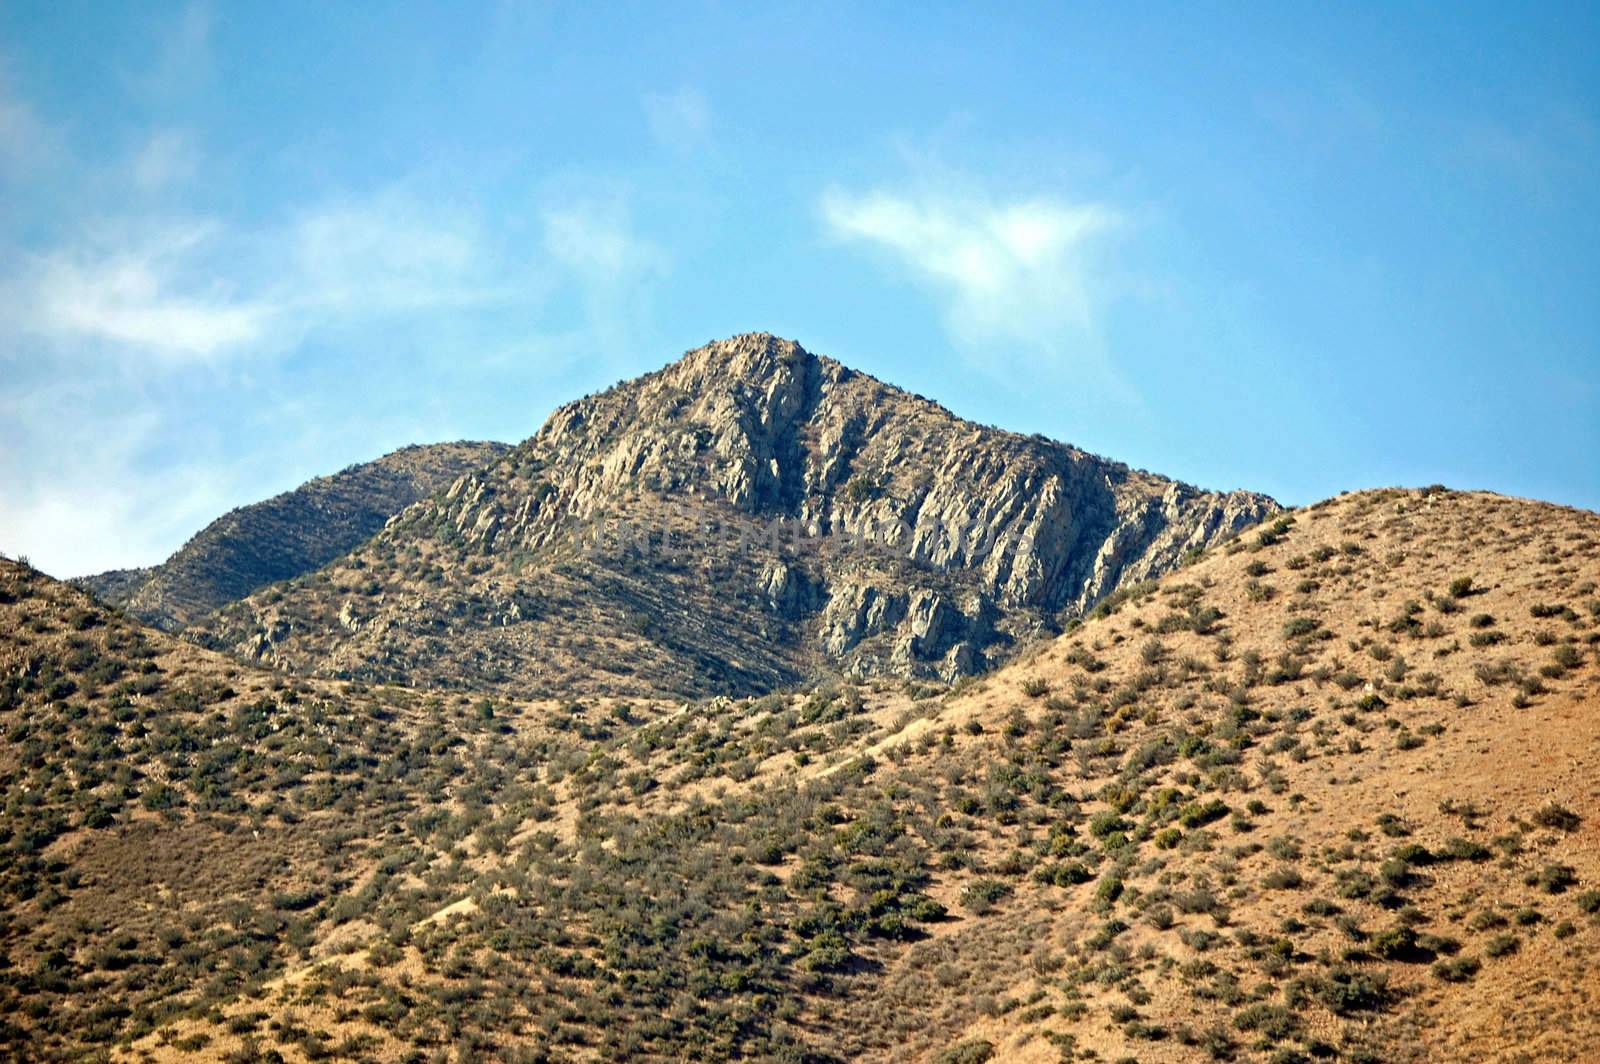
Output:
(76, 442), (509, 631)
(3, 486), (1596, 1062)
(189, 334), (1275, 699)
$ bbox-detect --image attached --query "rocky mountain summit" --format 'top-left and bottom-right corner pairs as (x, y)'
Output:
(192, 334), (1276, 697)
(78, 441), (509, 630)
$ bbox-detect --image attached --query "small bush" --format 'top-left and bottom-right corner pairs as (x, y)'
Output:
(1532, 804), (1581, 832)
(935, 1041), (994, 1064)
(1433, 956), (1480, 983)
(1282, 617), (1318, 639)
(1531, 863), (1579, 894)
(960, 879), (1013, 912)
(1317, 967), (1390, 1014)
(1370, 926), (1422, 961)
(1233, 1003), (1300, 1039)
(1439, 836), (1491, 862)
(1483, 934), (1519, 958)
(1263, 866), (1304, 890)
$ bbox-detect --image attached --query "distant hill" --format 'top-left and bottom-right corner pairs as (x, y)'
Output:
(4, 486), (1596, 1061)
(75, 441), (509, 630)
(189, 333), (1276, 698)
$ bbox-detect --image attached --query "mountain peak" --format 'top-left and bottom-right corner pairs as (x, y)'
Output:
(659, 332), (826, 406)
(191, 336), (1276, 699)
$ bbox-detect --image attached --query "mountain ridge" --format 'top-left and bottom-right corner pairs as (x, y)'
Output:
(189, 333), (1277, 699)
(74, 440), (510, 631)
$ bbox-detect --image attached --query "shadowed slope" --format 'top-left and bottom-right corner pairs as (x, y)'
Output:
(76, 441), (509, 630)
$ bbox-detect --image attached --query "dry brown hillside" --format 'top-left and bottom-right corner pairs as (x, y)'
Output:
(3, 487), (1597, 1063)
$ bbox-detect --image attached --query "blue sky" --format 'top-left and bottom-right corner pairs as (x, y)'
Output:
(1, 2), (1596, 577)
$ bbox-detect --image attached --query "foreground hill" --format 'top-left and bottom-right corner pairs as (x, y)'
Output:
(0, 558), (616, 1058)
(190, 334), (1274, 699)
(5, 486), (1596, 1061)
(76, 441), (510, 631)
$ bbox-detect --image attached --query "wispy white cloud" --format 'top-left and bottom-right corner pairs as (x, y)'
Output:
(139, 2), (213, 99)
(289, 190), (518, 314)
(0, 73), (54, 174)
(2, 185), (559, 368)
(542, 198), (665, 285)
(131, 128), (200, 190)
(0, 20), (676, 577)
(1454, 106), (1599, 193)
(1, 168), (665, 571)
(0, 389), (238, 576)
(17, 221), (273, 364)
(820, 184), (1122, 350)
(643, 87), (712, 152)
(540, 198), (667, 352)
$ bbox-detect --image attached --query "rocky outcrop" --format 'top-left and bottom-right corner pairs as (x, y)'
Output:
(190, 335), (1276, 698)
(77, 441), (509, 630)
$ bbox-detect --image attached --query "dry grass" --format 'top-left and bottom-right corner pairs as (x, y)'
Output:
(3, 486), (1598, 1062)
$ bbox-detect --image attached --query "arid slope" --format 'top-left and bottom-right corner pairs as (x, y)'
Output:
(6, 487), (1592, 1062)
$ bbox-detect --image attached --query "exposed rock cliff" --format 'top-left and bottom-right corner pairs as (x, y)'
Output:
(191, 335), (1275, 697)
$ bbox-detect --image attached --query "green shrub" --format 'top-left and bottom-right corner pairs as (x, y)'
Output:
(960, 879), (1013, 912)
(1531, 863), (1579, 894)
(934, 1041), (995, 1064)
(800, 930), (851, 971)
(1233, 1003), (1300, 1038)
(1484, 934), (1519, 958)
(1317, 967), (1390, 1014)
(1532, 804), (1581, 832)
(1433, 956), (1480, 982)
(1263, 866), (1304, 890)
(1177, 799), (1229, 829)
(1282, 617), (1318, 639)
(1370, 926), (1420, 961)
(1439, 836), (1491, 862)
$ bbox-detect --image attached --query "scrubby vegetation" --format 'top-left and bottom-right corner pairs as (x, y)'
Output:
(3, 486), (1598, 1062)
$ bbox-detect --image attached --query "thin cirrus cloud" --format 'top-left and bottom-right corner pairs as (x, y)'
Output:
(288, 191), (523, 315)
(0, 170), (663, 573)
(0, 393), (239, 578)
(22, 221), (271, 364)
(642, 87), (712, 153)
(0, 75), (53, 174)
(819, 186), (1122, 355)
(542, 198), (666, 286)
(130, 128), (200, 191)
(6, 189), (554, 368)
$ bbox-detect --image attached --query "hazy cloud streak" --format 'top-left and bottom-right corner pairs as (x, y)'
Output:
(820, 186), (1121, 352)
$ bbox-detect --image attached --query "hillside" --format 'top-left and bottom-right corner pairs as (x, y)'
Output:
(5, 486), (1596, 1062)
(189, 334), (1275, 700)
(75, 442), (510, 631)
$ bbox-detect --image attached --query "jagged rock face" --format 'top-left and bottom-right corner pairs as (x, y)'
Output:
(76, 441), (509, 630)
(191, 334), (1276, 698)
